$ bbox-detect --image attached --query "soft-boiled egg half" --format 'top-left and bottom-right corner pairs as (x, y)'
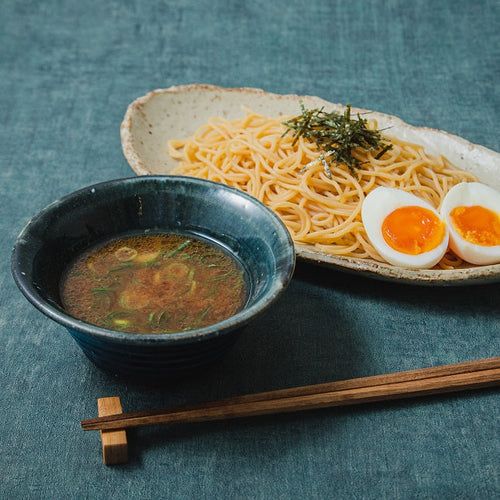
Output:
(362, 187), (449, 269)
(440, 182), (500, 265)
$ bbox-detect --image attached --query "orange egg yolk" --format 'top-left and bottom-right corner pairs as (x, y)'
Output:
(382, 206), (445, 255)
(449, 205), (500, 246)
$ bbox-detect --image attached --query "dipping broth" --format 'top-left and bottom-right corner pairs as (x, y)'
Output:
(60, 234), (247, 333)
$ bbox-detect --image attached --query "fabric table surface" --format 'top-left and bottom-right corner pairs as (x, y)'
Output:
(1, 1), (498, 498)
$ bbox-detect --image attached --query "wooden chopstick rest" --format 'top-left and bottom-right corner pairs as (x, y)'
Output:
(97, 397), (128, 465)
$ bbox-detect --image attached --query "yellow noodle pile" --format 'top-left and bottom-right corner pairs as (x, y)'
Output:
(169, 109), (477, 268)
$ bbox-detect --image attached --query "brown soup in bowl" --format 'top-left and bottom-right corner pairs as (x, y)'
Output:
(60, 233), (247, 334)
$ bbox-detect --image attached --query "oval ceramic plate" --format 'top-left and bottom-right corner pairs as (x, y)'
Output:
(121, 84), (500, 285)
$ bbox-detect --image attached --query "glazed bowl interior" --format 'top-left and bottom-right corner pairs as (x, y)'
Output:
(12, 176), (295, 378)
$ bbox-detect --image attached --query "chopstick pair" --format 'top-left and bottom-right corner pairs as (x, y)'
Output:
(82, 357), (500, 432)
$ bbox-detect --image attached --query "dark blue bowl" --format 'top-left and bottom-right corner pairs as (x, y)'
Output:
(11, 176), (295, 380)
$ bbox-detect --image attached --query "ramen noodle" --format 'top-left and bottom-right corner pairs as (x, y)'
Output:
(169, 109), (478, 269)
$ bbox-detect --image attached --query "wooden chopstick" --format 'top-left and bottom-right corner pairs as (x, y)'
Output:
(81, 357), (500, 432)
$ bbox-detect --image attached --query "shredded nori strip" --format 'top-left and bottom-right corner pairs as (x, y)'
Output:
(282, 103), (392, 178)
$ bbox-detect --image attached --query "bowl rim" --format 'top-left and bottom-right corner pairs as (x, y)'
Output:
(11, 175), (296, 346)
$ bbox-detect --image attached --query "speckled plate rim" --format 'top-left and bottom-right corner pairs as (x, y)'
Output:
(120, 84), (500, 285)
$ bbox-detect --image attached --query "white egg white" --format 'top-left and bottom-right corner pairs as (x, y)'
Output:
(362, 187), (449, 269)
(440, 182), (500, 265)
